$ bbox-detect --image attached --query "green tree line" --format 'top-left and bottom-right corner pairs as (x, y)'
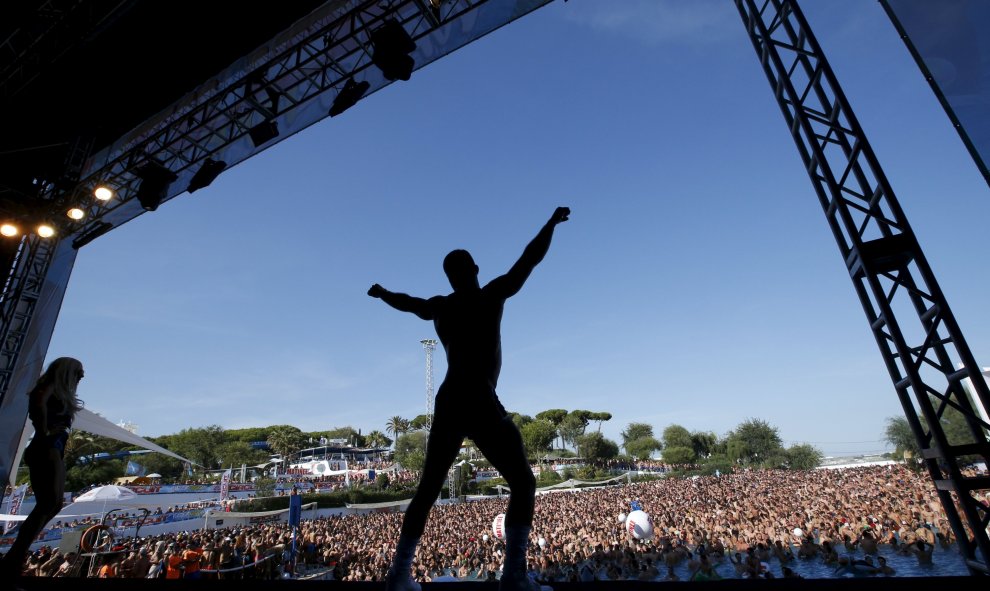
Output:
(30, 407), (843, 492)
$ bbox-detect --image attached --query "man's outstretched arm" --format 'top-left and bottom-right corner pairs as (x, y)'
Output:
(368, 284), (435, 320)
(488, 206), (569, 298)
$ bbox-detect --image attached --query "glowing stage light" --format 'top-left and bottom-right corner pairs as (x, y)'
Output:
(37, 224), (55, 238)
(67, 208), (86, 220)
(94, 186), (114, 201)
(1, 224), (19, 237)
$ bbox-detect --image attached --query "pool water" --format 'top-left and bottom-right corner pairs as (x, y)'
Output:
(634, 544), (968, 580)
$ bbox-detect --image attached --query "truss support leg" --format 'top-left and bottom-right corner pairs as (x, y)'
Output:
(735, 0), (990, 574)
(0, 238), (77, 505)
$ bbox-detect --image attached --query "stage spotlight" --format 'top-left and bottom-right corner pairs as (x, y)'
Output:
(329, 78), (371, 117)
(94, 186), (114, 201)
(135, 161), (178, 212)
(72, 221), (113, 250)
(371, 19), (416, 81)
(1, 224), (19, 237)
(67, 208), (85, 220)
(248, 120), (279, 147)
(187, 158), (228, 193)
(37, 224), (55, 238)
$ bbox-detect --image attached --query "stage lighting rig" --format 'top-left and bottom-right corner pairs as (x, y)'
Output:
(329, 78), (370, 117)
(187, 158), (228, 193)
(37, 223), (55, 238)
(134, 161), (178, 211)
(0, 224), (18, 237)
(249, 120), (280, 147)
(371, 19), (416, 81)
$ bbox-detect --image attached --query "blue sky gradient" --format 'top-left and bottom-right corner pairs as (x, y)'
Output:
(46, 1), (990, 457)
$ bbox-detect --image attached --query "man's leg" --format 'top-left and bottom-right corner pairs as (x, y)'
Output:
(386, 418), (462, 588)
(474, 415), (538, 584)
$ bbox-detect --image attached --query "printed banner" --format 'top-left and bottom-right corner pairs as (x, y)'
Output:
(219, 469), (232, 501)
(4, 484), (27, 534)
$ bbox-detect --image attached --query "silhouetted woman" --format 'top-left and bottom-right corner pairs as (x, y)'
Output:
(0, 357), (84, 577)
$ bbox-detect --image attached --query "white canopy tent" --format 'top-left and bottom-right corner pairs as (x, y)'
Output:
(71, 409), (192, 464)
(8, 408), (195, 487)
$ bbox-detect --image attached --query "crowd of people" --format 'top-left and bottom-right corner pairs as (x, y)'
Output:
(5, 464), (971, 580)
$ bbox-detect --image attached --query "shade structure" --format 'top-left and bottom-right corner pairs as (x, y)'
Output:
(72, 484), (137, 503)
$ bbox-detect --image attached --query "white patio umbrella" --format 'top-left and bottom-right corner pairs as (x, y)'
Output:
(69, 484), (150, 524)
(73, 485), (138, 503)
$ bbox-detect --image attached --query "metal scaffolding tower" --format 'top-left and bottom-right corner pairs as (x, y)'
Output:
(735, 0), (990, 574)
(421, 338), (437, 430)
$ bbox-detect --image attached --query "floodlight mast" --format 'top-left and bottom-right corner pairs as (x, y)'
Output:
(735, 0), (990, 574)
(421, 339), (437, 431)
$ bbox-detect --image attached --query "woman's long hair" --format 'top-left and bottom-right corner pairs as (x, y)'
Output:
(34, 357), (84, 418)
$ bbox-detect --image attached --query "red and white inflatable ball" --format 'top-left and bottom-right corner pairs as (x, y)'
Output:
(626, 510), (654, 540)
(492, 513), (507, 540)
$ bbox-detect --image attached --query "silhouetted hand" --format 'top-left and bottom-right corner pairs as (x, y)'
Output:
(549, 206), (570, 225)
(368, 284), (386, 298)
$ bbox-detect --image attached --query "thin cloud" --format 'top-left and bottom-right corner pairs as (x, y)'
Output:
(561, 0), (737, 46)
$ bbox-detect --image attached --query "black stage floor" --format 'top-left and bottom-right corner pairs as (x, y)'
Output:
(5, 578), (987, 591)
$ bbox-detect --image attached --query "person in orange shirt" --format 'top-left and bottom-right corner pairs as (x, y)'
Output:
(165, 545), (184, 579)
(97, 554), (119, 578)
(182, 544), (203, 580)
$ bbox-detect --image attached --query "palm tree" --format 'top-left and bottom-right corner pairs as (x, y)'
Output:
(386, 416), (408, 446)
(365, 430), (392, 449)
(266, 426), (304, 467)
(64, 430), (97, 467)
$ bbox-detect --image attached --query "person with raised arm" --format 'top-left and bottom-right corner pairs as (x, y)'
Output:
(369, 207), (570, 591)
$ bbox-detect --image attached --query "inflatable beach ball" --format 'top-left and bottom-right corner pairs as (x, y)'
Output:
(792, 528), (804, 538)
(492, 513), (507, 540)
(626, 510), (653, 540)
(618, 512), (627, 524)
(538, 537), (546, 548)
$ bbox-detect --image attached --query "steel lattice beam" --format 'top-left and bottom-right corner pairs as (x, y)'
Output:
(50, 0), (551, 242)
(736, 0), (990, 574)
(0, 236), (57, 394)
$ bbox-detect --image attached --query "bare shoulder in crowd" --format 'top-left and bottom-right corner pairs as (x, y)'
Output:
(11, 463), (976, 581)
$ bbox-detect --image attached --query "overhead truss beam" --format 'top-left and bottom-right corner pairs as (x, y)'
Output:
(52, 0), (552, 242)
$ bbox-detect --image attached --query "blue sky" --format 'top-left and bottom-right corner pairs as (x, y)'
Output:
(46, 1), (990, 457)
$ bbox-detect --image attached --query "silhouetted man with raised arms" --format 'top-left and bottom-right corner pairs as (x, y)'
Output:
(369, 207), (570, 591)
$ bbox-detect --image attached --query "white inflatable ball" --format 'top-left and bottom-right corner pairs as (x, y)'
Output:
(492, 513), (507, 540)
(618, 512), (627, 524)
(537, 537), (546, 548)
(793, 528), (804, 538)
(625, 510), (654, 540)
(482, 534), (489, 542)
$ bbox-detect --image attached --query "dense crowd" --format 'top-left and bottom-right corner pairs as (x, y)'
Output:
(5, 464), (975, 580)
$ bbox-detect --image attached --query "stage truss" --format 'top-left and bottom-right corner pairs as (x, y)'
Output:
(736, 0), (990, 574)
